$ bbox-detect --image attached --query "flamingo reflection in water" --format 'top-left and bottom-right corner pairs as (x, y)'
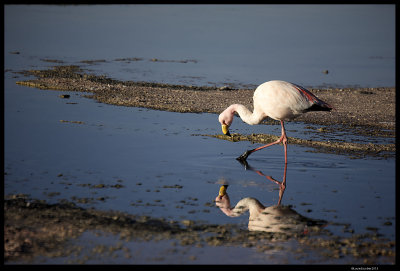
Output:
(215, 161), (326, 234)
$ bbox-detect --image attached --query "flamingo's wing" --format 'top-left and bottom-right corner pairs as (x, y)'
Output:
(292, 83), (333, 110)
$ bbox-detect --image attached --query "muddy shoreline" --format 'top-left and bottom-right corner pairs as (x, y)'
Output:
(200, 133), (394, 159)
(14, 65), (395, 158)
(4, 196), (395, 264)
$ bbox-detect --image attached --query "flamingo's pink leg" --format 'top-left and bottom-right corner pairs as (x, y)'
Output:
(237, 120), (288, 164)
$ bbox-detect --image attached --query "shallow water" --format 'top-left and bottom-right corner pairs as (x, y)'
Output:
(4, 5), (395, 264)
(4, 5), (395, 88)
(30, 231), (370, 265)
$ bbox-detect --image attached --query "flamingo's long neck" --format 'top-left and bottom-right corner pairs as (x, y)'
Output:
(230, 104), (263, 125)
(230, 198), (265, 217)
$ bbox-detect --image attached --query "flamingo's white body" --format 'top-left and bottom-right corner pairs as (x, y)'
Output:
(216, 196), (326, 234)
(218, 80), (332, 162)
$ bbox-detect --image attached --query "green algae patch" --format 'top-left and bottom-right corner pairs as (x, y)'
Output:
(202, 133), (395, 159)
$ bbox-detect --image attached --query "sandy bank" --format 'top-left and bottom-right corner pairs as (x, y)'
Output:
(15, 65), (395, 158)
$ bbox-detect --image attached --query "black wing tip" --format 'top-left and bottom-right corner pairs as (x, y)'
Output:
(306, 103), (333, 112)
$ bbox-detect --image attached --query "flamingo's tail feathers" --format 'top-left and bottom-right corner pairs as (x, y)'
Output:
(292, 83), (334, 112)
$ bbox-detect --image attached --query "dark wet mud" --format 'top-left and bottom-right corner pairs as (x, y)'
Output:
(4, 196), (395, 264)
(14, 65), (395, 159)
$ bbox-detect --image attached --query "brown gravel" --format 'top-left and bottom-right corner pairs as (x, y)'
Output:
(14, 65), (395, 158)
(15, 65), (395, 131)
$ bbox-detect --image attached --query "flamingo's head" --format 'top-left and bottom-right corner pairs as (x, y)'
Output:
(218, 185), (228, 198)
(215, 185), (230, 208)
(218, 106), (235, 136)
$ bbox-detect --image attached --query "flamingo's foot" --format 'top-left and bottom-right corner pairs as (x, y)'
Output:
(236, 150), (251, 162)
(236, 158), (249, 170)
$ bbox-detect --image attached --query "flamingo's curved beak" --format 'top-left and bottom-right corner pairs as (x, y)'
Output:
(218, 185), (228, 199)
(221, 124), (231, 136)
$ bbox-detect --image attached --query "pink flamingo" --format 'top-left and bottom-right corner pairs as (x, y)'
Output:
(218, 80), (333, 163)
(215, 183), (326, 234)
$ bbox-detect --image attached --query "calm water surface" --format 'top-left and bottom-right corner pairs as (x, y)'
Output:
(5, 4), (395, 88)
